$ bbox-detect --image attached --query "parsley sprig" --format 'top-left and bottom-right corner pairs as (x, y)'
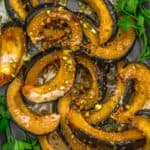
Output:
(114, 0), (150, 61)
(0, 96), (40, 150)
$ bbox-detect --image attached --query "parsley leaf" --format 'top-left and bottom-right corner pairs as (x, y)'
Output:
(118, 17), (134, 32)
(140, 6), (150, 24)
(115, 0), (128, 13)
(126, 0), (139, 14)
(114, 0), (150, 62)
(0, 118), (9, 133)
(0, 96), (10, 133)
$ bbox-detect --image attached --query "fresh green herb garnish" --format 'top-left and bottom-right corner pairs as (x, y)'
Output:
(0, 96), (10, 133)
(0, 96), (40, 150)
(115, 0), (150, 61)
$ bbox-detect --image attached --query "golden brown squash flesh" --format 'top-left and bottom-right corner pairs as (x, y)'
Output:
(71, 55), (101, 110)
(87, 78), (125, 125)
(112, 63), (150, 123)
(7, 77), (60, 135)
(0, 26), (26, 87)
(7, 0), (28, 21)
(85, 0), (115, 45)
(68, 109), (144, 144)
(27, 7), (83, 50)
(89, 27), (135, 60)
(86, 62), (126, 124)
(22, 50), (76, 103)
(81, 18), (99, 47)
(58, 95), (92, 150)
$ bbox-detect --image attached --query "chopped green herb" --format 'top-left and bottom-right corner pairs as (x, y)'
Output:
(114, 0), (150, 61)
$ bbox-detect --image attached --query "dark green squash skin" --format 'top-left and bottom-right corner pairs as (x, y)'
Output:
(102, 0), (118, 44)
(4, 0), (31, 25)
(120, 80), (135, 107)
(101, 63), (117, 103)
(26, 3), (54, 24)
(70, 126), (145, 150)
(1, 21), (23, 30)
(74, 52), (104, 104)
(71, 4), (99, 27)
(136, 110), (150, 118)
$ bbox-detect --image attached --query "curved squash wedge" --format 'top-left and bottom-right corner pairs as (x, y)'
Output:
(87, 62), (125, 124)
(80, 16), (99, 47)
(112, 63), (150, 123)
(26, 6), (83, 50)
(85, 0), (117, 45)
(58, 95), (92, 150)
(0, 26), (26, 87)
(72, 54), (102, 110)
(4, 0), (30, 23)
(87, 78), (124, 125)
(22, 49), (76, 103)
(88, 27), (136, 61)
(68, 109), (144, 147)
(6, 77), (60, 135)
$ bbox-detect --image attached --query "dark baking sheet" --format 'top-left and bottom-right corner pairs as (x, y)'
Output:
(0, 0), (150, 149)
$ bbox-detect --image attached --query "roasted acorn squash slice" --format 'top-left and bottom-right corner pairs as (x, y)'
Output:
(136, 110), (150, 118)
(6, 77), (60, 135)
(87, 62), (126, 124)
(71, 54), (102, 110)
(68, 109), (144, 148)
(0, 26), (26, 87)
(4, 0), (30, 23)
(112, 63), (150, 123)
(87, 77), (124, 125)
(87, 26), (136, 61)
(26, 6), (83, 50)
(22, 49), (76, 103)
(80, 14), (135, 61)
(85, 0), (117, 45)
(58, 95), (92, 150)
